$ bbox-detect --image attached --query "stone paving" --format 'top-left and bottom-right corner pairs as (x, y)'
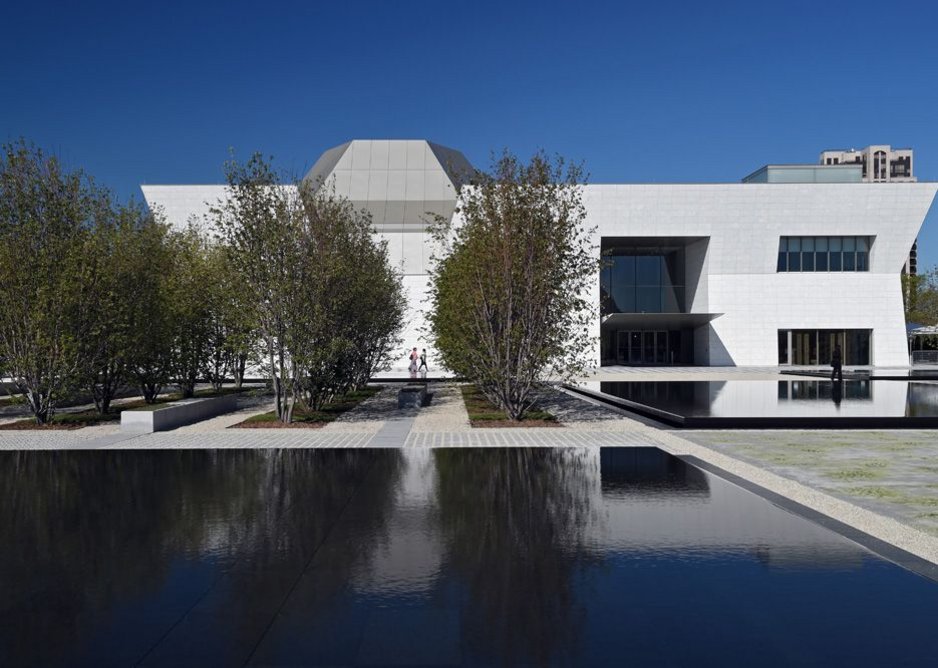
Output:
(0, 383), (665, 451)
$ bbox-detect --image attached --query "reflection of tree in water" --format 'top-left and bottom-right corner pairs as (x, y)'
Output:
(432, 448), (600, 667)
(221, 448), (405, 630)
(0, 449), (402, 665)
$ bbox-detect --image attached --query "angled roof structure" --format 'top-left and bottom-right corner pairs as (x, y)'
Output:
(302, 140), (474, 233)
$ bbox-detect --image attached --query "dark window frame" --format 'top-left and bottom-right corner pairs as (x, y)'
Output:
(777, 236), (872, 273)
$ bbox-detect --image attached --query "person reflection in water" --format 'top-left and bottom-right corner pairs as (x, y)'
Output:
(831, 342), (843, 383)
(831, 378), (843, 406)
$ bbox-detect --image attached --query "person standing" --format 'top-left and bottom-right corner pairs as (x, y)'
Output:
(408, 347), (418, 378)
(831, 342), (843, 383)
(418, 348), (429, 374)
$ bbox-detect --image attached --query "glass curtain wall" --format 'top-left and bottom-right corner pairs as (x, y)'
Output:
(777, 329), (872, 365)
(610, 330), (683, 365)
(601, 244), (686, 315)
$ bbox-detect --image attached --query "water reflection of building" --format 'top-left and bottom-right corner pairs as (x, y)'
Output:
(595, 379), (915, 418)
(351, 448), (445, 596)
(595, 448), (860, 568)
(364, 448), (867, 576)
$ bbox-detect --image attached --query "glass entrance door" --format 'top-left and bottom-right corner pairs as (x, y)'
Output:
(643, 331), (656, 364)
(629, 331), (642, 364)
(615, 330), (670, 365)
(616, 331), (630, 365)
(656, 331), (669, 364)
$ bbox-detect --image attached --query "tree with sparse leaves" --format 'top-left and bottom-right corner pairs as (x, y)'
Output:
(212, 152), (404, 423)
(81, 200), (171, 413)
(427, 150), (597, 420)
(0, 140), (102, 423)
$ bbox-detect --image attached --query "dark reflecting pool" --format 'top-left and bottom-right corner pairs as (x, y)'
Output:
(590, 379), (938, 427)
(2, 448), (938, 666)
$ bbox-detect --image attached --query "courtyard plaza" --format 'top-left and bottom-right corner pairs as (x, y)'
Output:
(2, 367), (938, 567)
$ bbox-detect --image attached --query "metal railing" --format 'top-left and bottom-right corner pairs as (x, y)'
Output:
(911, 350), (938, 365)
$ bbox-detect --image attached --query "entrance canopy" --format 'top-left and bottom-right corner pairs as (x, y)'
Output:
(909, 325), (938, 337)
(601, 312), (723, 331)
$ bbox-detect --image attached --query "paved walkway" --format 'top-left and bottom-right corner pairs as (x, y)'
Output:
(0, 383), (666, 451)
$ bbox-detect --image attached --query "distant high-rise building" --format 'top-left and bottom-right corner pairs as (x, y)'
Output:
(819, 145), (917, 274)
(819, 145), (915, 183)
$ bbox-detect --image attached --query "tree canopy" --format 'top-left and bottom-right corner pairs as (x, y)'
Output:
(427, 150), (597, 420)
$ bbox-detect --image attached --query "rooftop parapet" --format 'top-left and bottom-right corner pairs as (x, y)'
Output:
(742, 164), (863, 184)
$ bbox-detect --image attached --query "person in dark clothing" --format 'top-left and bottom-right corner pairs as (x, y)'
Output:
(418, 349), (428, 373)
(831, 343), (843, 383)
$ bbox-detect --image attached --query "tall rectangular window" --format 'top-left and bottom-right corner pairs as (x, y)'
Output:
(815, 236), (829, 271)
(856, 236), (869, 271)
(788, 237), (801, 272)
(801, 236), (815, 271)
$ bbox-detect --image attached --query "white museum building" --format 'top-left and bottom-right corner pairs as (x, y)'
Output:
(141, 140), (938, 368)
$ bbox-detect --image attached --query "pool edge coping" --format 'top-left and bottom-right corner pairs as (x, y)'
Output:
(677, 453), (938, 585)
(650, 428), (938, 572)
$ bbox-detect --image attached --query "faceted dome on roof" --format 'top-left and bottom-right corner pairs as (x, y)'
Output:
(303, 140), (474, 233)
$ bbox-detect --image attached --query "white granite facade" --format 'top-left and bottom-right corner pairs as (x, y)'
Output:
(583, 183), (936, 366)
(141, 141), (938, 368)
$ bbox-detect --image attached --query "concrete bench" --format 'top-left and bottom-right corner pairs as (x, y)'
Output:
(121, 394), (239, 433)
(397, 384), (427, 409)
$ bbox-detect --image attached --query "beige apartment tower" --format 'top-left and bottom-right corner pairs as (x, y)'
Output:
(819, 145), (917, 274)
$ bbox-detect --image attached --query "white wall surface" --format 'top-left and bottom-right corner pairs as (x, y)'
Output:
(140, 185), (229, 232)
(142, 177), (937, 369)
(585, 182), (938, 366)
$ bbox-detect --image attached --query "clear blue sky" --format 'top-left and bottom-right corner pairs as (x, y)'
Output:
(3, 0), (938, 269)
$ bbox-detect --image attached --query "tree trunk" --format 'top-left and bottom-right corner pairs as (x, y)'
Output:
(234, 354), (247, 388)
(25, 389), (53, 424)
(268, 337), (282, 420)
(180, 374), (197, 398)
(141, 382), (161, 404)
